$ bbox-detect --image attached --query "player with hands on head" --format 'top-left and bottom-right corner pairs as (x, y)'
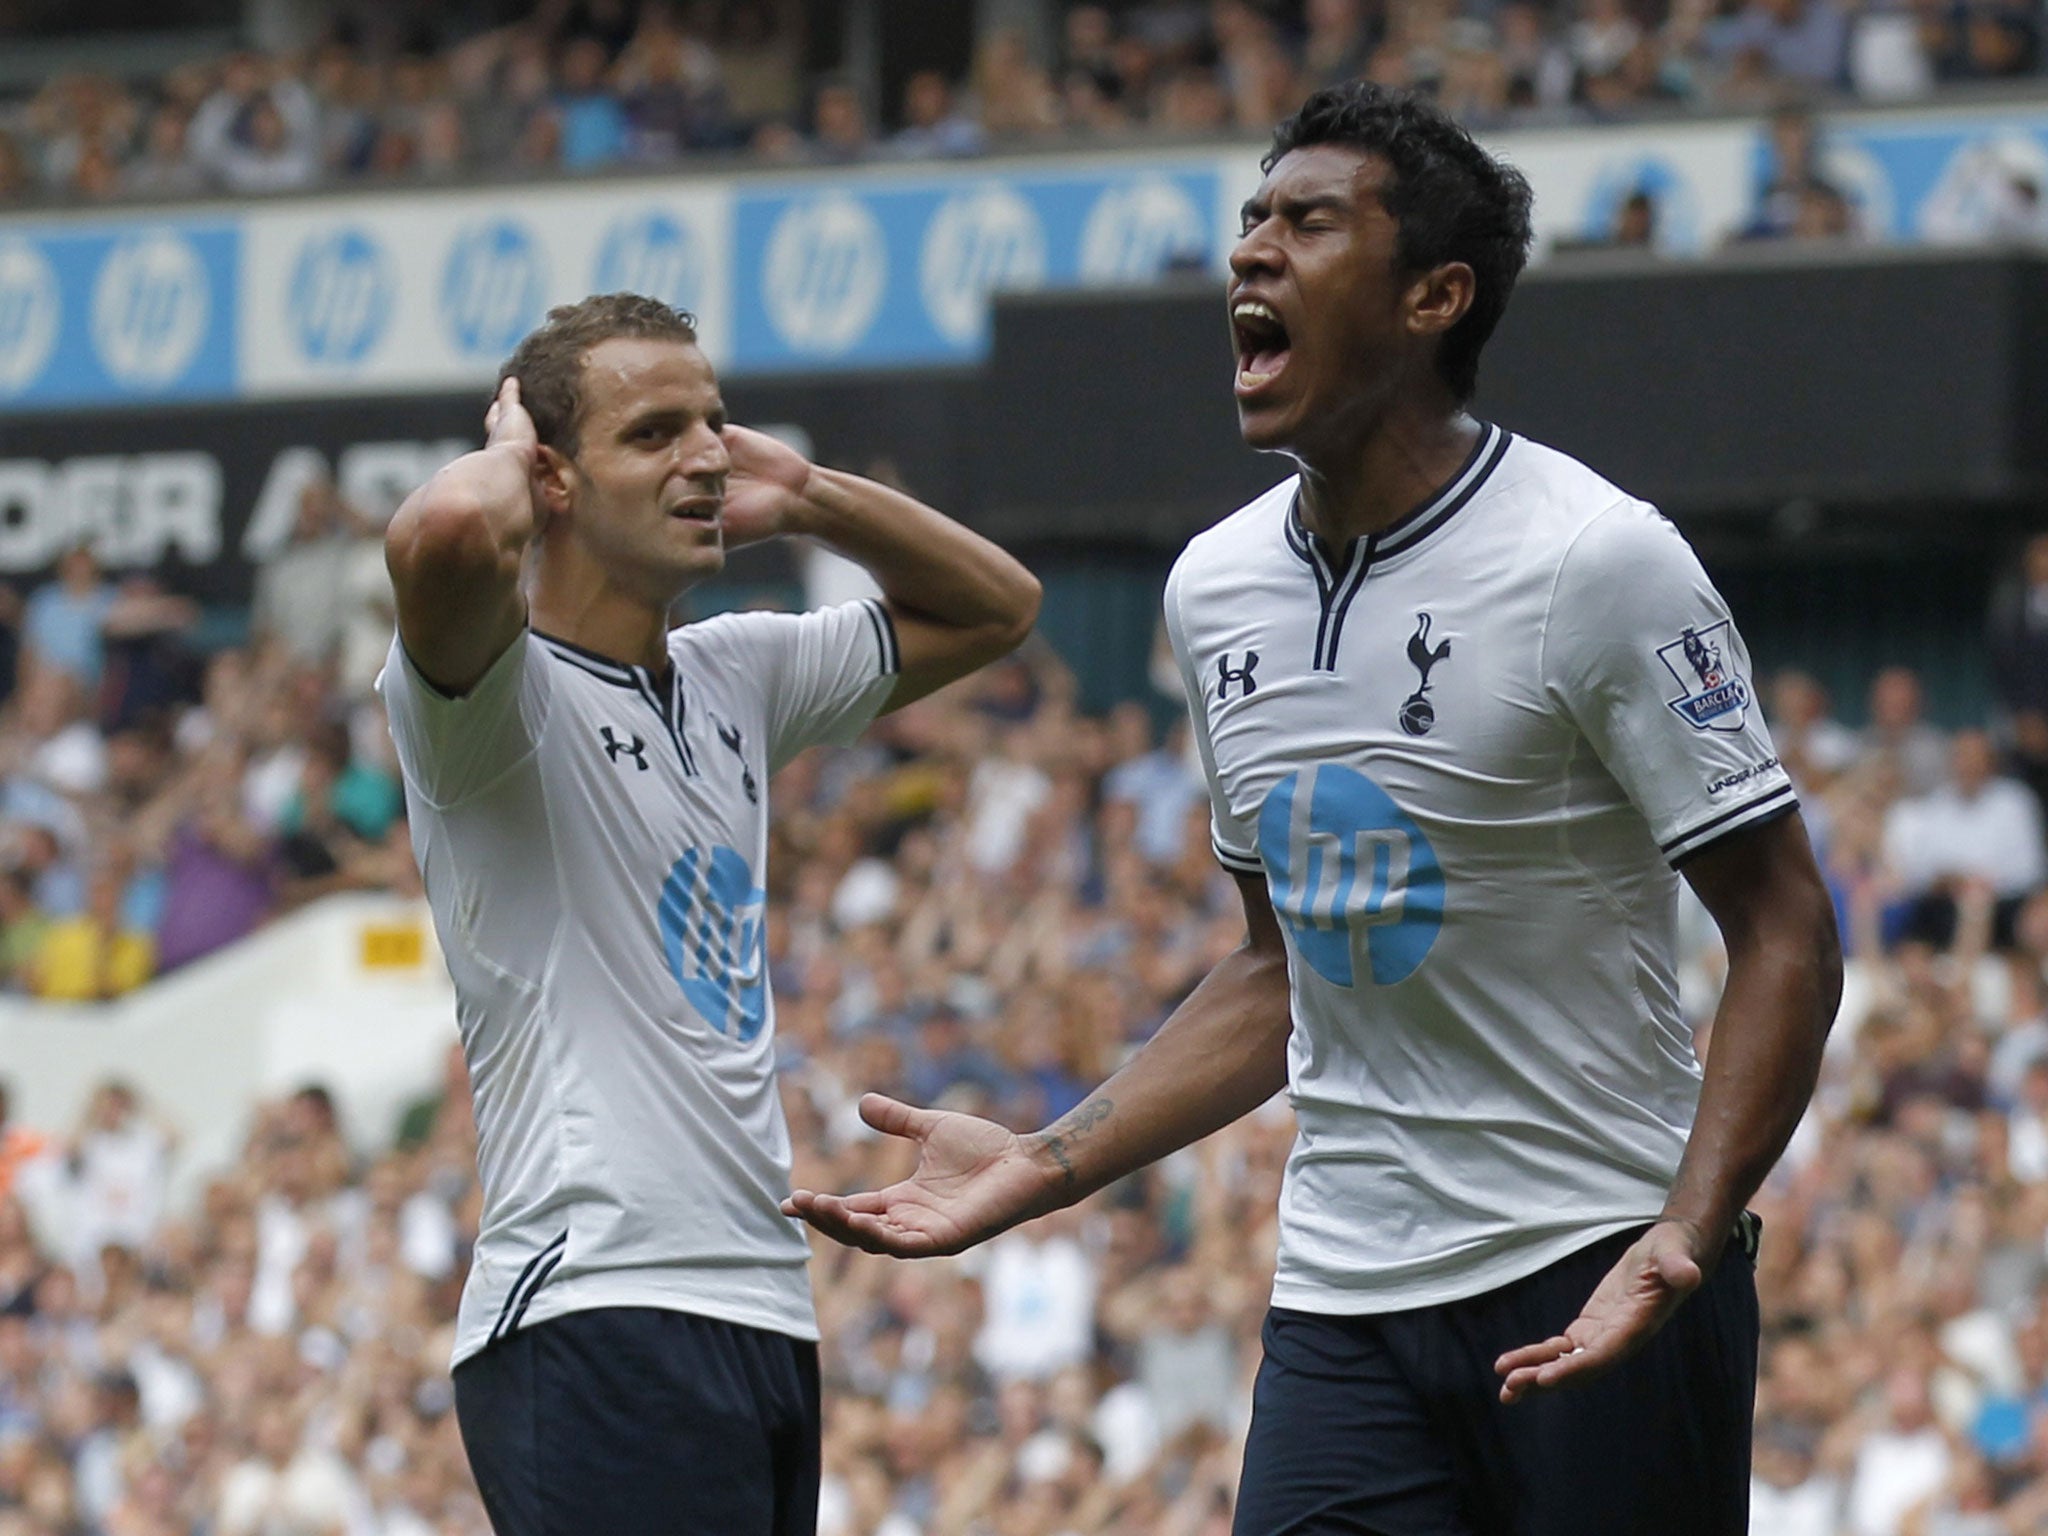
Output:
(380, 293), (1039, 1536)
(789, 85), (1840, 1536)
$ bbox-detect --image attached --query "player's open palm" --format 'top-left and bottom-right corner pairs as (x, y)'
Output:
(782, 1093), (1050, 1258)
(1494, 1220), (1706, 1404)
(719, 424), (813, 548)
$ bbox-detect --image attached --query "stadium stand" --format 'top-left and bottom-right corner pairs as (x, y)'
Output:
(0, 555), (2044, 1527)
(0, 0), (2041, 208)
(2, 3), (2047, 1532)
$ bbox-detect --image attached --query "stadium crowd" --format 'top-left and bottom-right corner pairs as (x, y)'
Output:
(0, 0), (2036, 210)
(0, 519), (2044, 1531)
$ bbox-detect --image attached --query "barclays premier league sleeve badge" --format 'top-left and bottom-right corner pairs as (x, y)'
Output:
(1656, 622), (1750, 732)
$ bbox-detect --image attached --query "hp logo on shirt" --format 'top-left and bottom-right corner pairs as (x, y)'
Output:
(1258, 764), (1444, 988)
(658, 845), (768, 1041)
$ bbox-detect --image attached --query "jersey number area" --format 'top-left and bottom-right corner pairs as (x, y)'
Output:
(1257, 765), (1445, 987)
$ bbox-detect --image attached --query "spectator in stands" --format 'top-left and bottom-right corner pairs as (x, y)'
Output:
(1863, 665), (1951, 794)
(619, 16), (733, 158)
(554, 35), (630, 168)
(27, 857), (155, 1002)
(719, 0), (805, 131)
(0, 1081), (50, 1202)
(250, 477), (375, 671)
(1845, 1366), (1954, 1536)
(1992, 533), (2048, 806)
(1882, 728), (2047, 950)
(1711, 0), (1851, 84)
(1770, 668), (1862, 788)
(23, 546), (116, 692)
(811, 78), (872, 162)
(893, 72), (983, 159)
(121, 103), (206, 198)
(152, 748), (276, 973)
(1302, 0), (1381, 91)
(977, 27), (1064, 138)
(0, 130), (32, 202)
(189, 55), (320, 194)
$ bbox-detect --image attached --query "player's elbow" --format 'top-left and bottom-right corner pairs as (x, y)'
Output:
(992, 570), (1042, 655)
(386, 488), (508, 592)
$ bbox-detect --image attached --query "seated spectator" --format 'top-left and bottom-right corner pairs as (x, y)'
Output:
(189, 56), (320, 194)
(251, 478), (376, 670)
(619, 19), (733, 158)
(1101, 711), (1201, 867)
(1845, 1366), (1953, 1536)
(1303, 0), (1381, 89)
(554, 36), (629, 168)
(1882, 729), (2047, 950)
(23, 547), (116, 692)
(0, 1081), (50, 1202)
(1770, 668), (1861, 788)
(893, 72), (983, 159)
(121, 103), (206, 198)
(1710, 0), (1850, 85)
(153, 750), (276, 974)
(810, 79), (871, 163)
(1862, 665), (1950, 795)
(27, 861), (155, 1003)
(1991, 532), (2048, 809)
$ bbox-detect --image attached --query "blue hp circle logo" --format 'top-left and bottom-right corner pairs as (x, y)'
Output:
(658, 845), (767, 1040)
(441, 220), (545, 358)
(290, 228), (392, 365)
(1258, 764), (1444, 987)
(596, 212), (702, 313)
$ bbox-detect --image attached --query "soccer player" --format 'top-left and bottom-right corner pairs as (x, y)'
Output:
(785, 85), (1841, 1534)
(377, 294), (1039, 1536)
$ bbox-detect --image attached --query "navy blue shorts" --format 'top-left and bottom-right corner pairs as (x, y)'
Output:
(453, 1306), (821, 1536)
(1233, 1223), (1760, 1536)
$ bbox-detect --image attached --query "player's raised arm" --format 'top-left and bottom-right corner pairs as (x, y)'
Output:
(385, 377), (545, 696)
(783, 870), (1293, 1256)
(720, 425), (1041, 712)
(1495, 811), (1840, 1402)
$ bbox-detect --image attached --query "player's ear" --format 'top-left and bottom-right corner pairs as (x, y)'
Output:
(1405, 261), (1476, 342)
(533, 444), (575, 519)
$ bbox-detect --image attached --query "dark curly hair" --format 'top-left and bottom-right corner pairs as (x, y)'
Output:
(499, 293), (701, 456)
(1265, 84), (1534, 403)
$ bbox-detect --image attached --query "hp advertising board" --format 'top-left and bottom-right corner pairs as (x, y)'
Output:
(238, 185), (729, 396)
(10, 106), (2048, 410)
(736, 165), (1217, 369)
(0, 222), (235, 408)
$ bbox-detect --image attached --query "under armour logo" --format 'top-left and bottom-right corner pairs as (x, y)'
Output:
(1217, 650), (1260, 702)
(601, 726), (649, 770)
(716, 720), (758, 804)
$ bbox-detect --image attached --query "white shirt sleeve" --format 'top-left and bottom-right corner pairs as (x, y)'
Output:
(1541, 501), (1796, 867)
(1164, 556), (1261, 878)
(687, 599), (899, 774)
(376, 633), (553, 809)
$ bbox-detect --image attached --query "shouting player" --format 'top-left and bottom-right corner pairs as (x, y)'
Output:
(787, 85), (1840, 1534)
(379, 294), (1038, 1536)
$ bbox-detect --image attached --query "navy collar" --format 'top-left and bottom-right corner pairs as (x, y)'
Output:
(1284, 421), (1511, 570)
(534, 629), (670, 690)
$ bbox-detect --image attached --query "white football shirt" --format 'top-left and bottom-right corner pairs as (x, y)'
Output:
(1165, 423), (1794, 1315)
(379, 599), (900, 1365)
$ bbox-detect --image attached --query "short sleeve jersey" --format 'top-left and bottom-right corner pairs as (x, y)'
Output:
(1164, 425), (1793, 1315)
(379, 599), (900, 1365)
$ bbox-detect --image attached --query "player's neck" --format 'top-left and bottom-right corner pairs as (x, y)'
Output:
(530, 565), (675, 676)
(1294, 411), (1481, 549)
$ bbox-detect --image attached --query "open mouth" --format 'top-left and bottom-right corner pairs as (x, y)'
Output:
(1232, 298), (1292, 394)
(667, 498), (722, 524)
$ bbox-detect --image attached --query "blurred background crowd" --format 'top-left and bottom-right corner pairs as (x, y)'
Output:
(0, 0), (2037, 210)
(0, 503), (2040, 1531)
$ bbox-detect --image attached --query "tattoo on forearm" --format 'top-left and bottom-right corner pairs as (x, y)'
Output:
(1041, 1097), (1114, 1190)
